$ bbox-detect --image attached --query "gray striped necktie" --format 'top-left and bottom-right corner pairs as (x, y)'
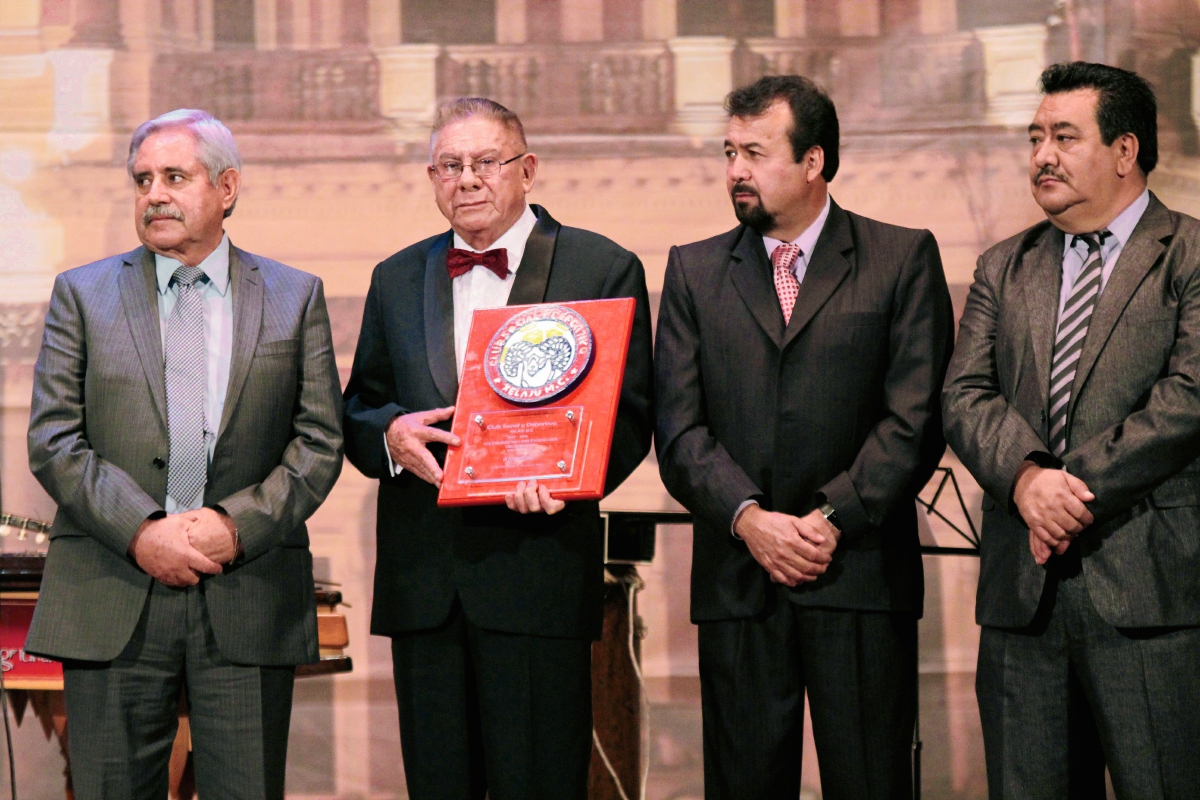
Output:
(165, 265), (208, 507)
(1048, 231), (1110, 456)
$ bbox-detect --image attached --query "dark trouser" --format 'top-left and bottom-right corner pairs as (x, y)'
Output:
(977, 547), (1200, 800)
(390, 598), (594, 800)
(698, 587), (918, 800)
(62, 580), (296, 800)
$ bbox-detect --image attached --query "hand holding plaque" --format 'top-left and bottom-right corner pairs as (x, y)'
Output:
(437, 298), (636, 507)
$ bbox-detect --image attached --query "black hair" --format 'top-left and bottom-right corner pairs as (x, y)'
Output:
(725, 75), (840, 181)
(1039, 61), (1157, 176)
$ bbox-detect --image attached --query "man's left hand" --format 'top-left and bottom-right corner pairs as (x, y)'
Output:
(505, 480), (566, 515)
(798, 509), (840, 557)
(184, 507), (239, 564)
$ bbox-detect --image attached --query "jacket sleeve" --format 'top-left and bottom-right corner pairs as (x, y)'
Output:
(27, 273), (163, 558)
(216, 277), (345, 561)
(342, 265), (410, 480)
(942, 254), (1048, 504)
(818, 231), (954, 537)
(655, 245), (764, 530)
(601, 249), (654, 495)
(1063, 249), (1200, 520)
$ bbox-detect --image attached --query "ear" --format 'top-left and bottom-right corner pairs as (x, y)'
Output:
(218, 168), (241, 213)
(520, 152), (539, 193)
(1113, 133), (1140, 179)
(804, 146), (825, 183)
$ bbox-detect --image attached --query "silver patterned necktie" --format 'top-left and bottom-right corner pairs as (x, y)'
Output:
(1048, 231), (1110, 457)
(165, 265), (208, 507)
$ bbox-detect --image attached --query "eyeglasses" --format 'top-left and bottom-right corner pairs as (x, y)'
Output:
(429, 153), (527, 181)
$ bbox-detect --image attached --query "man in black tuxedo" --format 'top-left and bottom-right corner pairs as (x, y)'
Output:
(655, 75), (953, 799)
(342, 98), (653, 800)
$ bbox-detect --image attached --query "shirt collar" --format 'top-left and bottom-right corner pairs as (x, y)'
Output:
(452, 204), (538, 274)
(763, 193), (832, 261)
(155, 233), (231, 296)
(1069, 188), (1150, 253)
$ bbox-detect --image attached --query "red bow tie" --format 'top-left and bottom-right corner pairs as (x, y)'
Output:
(446, 248), (510, 280)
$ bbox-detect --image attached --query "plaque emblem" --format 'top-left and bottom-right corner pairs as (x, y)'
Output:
(484, 305), (594, 404)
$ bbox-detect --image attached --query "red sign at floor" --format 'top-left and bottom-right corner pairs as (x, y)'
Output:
(0, 598), (62, 685)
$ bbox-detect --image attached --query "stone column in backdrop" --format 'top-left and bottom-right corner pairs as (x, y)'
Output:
(774, 0), (805, 38)
(839, 0), (880, 37)
(496, 0), (527, 44)
(642, 0), (676, 40)
(975, 24), (1048, 127)
(667, 37), (736, 137)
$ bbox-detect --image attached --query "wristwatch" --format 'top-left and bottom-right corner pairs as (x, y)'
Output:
(817, 498), (841, 532)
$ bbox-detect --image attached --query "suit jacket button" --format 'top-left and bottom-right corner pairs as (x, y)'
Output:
(153, 457), (166, 470)
(1040, 410), (1047, 422)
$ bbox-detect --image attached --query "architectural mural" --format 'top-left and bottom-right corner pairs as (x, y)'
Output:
(3, 0), (1200, 796)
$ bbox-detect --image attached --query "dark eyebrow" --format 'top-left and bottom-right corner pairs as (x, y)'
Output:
(1051, 121), (1081, 133)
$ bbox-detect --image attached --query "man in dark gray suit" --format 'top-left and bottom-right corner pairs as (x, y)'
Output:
(25, 109), (344, 799)
(655, 75), (953, 799)
(944, 62), (1200, 798)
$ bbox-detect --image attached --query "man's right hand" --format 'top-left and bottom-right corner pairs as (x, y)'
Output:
(385, 406), (461, 487)
(1013, 462), (1095, 563)
(128, 514), (223, 587)
(734, 505), (833, 587)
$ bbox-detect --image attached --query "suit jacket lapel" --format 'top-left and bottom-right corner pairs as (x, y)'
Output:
(729, 226), (785, 346)
(1069, 194), (1171, 412)
(218, 245), (263, 437)
(1015, 226), (1063, 416)
(506, 204), (560, 306)
(781, 200), (853, 351)
(119, 247), (168, 428)
(424, 232), (459, 405)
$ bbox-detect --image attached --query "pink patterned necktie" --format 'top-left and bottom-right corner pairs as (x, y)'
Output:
(772, 243), (802, 324)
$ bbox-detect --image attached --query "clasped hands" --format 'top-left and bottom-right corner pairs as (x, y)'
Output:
(1012, 462), (1095, 565)
(128, 507), (238, 587)
(735, 504), (840, 586)
(385, 406), (565, 515)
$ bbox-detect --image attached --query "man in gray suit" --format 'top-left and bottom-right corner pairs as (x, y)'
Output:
(944, 63), (1200, 798)
(25, 109), (344, 799)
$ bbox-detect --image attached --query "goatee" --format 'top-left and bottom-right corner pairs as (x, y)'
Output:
(730, 184), (775, 233)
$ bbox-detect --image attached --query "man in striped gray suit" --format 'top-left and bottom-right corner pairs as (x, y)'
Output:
(944, 63), (1200, 798)
(25, 109), (344, 799)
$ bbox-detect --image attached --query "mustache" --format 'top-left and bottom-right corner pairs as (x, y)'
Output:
(1035, 166), (1068, 183)
(730, 182), (759, 201)
(142, 204), (184, 225)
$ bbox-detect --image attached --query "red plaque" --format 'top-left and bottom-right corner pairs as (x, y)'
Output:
(0, 597), (63, 689)
(438, 298), (636, 507)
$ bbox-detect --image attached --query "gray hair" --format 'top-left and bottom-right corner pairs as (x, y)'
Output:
(430, 97), (527, 153)
(127, 109), (242, 217)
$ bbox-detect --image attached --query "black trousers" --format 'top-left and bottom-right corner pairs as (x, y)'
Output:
(390, 598), (594, 800)
(698, 587), (918, 800)
(977, 547), (1200, 800)
(62, 581), (296, 800)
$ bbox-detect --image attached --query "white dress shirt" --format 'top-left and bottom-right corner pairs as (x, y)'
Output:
(154, 233), (234, 513)
(761, 193), (831, 284)
(452, 204), (539, 374)
(385, 205), (539, 477)
(1057, 188), (1150, 317)
(732, 194), (833, 535)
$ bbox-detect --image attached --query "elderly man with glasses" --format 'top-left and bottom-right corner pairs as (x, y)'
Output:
(342, 97), (653, 800)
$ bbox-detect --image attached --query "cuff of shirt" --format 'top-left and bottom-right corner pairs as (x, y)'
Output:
(731, 500), (758, 539)
(384, 431), (401, 477)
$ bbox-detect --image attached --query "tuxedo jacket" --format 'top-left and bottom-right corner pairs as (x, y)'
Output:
(26, 245), (345, 664)
(655, 199), (953, 622)
(342, 205), (654, 641)
(944, 193), (1200, 629)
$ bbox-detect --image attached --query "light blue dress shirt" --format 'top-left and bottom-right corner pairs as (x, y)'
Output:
(155, 233), (234, 513)
(1058, 188), (1151, 318)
